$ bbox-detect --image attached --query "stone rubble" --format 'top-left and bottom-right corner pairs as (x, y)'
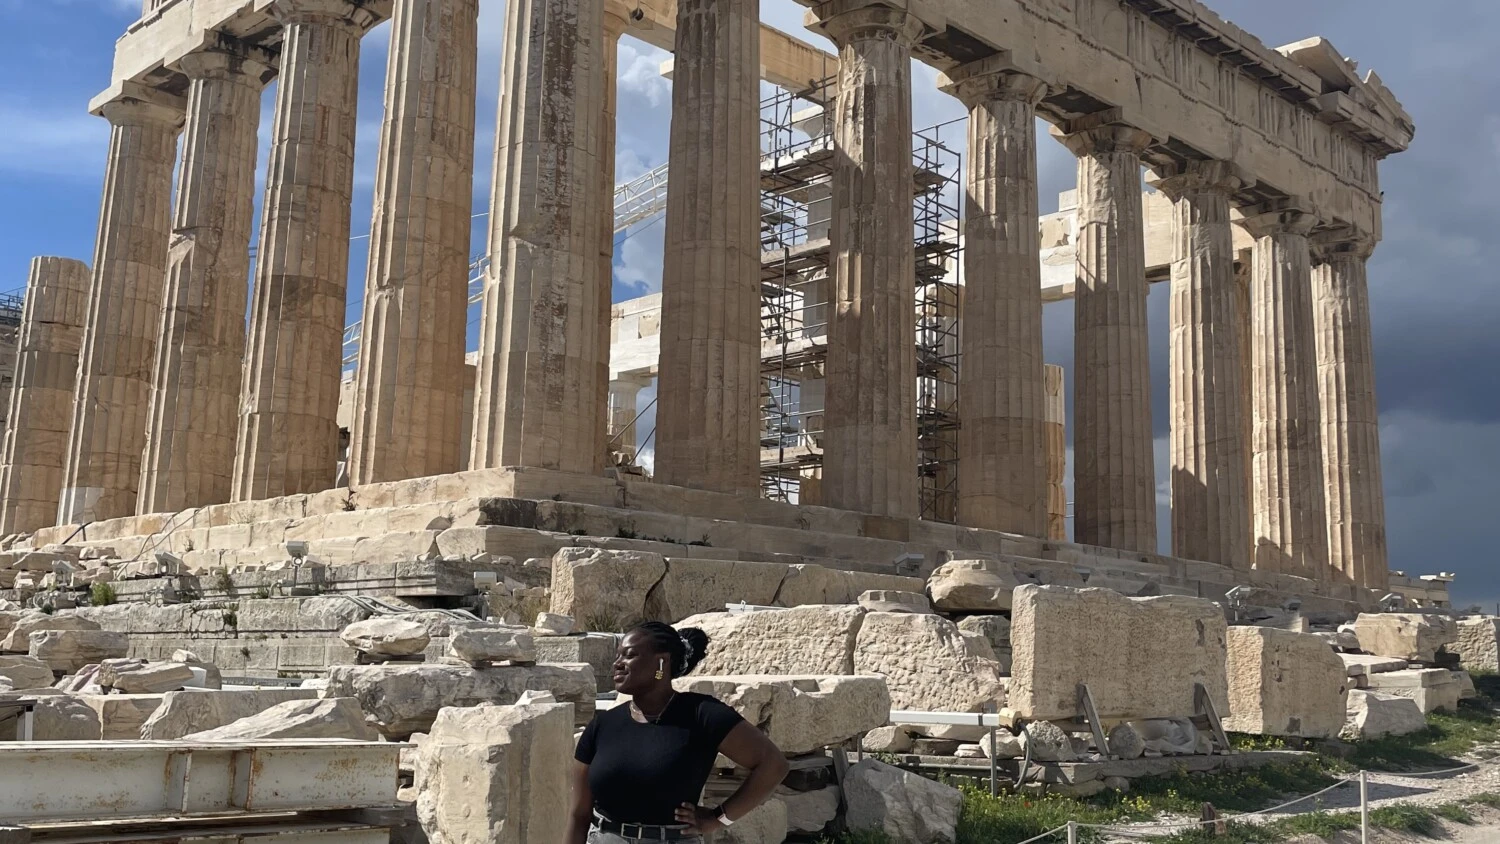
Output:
(324, 662), (595, 738)
(340, 617), (432, 658)
(844, 758), (963, 844)
(1343, 689), (1426, 740)
(1353, 613), (1457, 663)
(1454, 617), (1500, 672)
(672, 675), (890, 755)
(1224, 626), (1349, 738)
(183, 697), (378, 741)
(28, 628), (129, 673)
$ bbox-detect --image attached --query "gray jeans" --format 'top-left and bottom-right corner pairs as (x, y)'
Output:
(587, 830), (702, 844)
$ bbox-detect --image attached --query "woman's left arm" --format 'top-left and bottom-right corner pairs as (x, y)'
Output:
(675, 721), (790, 833)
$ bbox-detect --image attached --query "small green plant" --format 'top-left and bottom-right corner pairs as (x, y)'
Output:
(89, 581), (117, 606)
(688, 536), (712, 547)
(222, 609), (238, 628)
(214, 570), (235, 595)
(616, 526), (638, 539)
(342, 495), (357, 512)
(253, 586), (271, 599)
(570, 529), (587, 536)
(1462, 791), (1500, 809)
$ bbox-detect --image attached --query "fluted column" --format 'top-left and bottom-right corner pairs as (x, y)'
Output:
(233, 0), (382, 501)
(348, 0), (478, 485)
(1313, 233), (1387, 588)
(592, 5), (629, 474)
(470, 0), (605, 473)
(58, 94), (184, 525)
(939, 61), (1047, 535)
(0, 258), (91, 534)
(813, 5), (922, 517)
(138, 46), (272, 514)
(1153, 161), (1252, 569)
(1053, 121), (1157, 552)
(1043, 363), (1067, 541)
(1241, 204), (1329, 578)
(652, 0), (761, 494)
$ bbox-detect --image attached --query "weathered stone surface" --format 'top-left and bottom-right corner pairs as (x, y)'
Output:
(957, 614), (1012, 674)
(449, 626), (536, 665)
(1009, 586), (1228, 720)
(716, 797), (788, 844)
(845, 758), (962, 844)
(782, 786), (840, 834)
(681, 605), (864, 676)
(674, 675), (890, 755)
(0, 691), (100, 740)
(28, 629), (129, 673)
(1342, 689), (1426, 740)
(535, 633), (616, 692)
(1456, 670), (1477, 699)
(1455, 617), (1500, 672)
(1353, 613), (1456, 663)
(98, 660), (195, 694)
(1107, 723), (1146, 759)
(773, 565), (922, 607)
(76, 693), (164, 740)
(857, 590), (931, 614)
(926, 559), (1021, 612)
(341, 617), (432, 657)
(0, 655), (54, 690)
(139, 688), (319, 739)
(533, 612), (573, 635)
(1338, 653), (1407, 677)
(416, 702), (574, 844)
(854, 612), (1004, 713)
(324, 662), (595, 738)
(861, 725), (913, 753)
(184, 697), (377, 741)
(1022, 719), (1075, 761)
(978, 731), (1024, 759)
(0, 611), (100, 652)
(652, 558), (785, 621)
(550, 548), (666, 631)
(1224, 626), (1348, 738)
(1365, 668), (1461, 715)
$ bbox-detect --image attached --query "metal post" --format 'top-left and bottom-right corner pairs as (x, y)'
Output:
(1066, 820), (1078, 844)
(1360, 770), (1369, 844)
(988, 702), (998, 797)
(19, 705), (34, 742)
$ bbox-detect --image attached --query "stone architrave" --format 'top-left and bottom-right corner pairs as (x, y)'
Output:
(651, 0), (761, 496)
(58, 92), (184, 525)
(0, 258), (90, 535)
(1240, 203), (1329, 578)
(1153, 161), (1252, 569)
(1053, 120), (1157, 553)
(469, 0), (605, 475)
(348, 0), (478, 485)
(233, 0), (383, 502)
(1312, 232), (1388, 589)
(813, 5), (923, 518)
(138, 45), (273, 514)
(938, 60), (1048, 537)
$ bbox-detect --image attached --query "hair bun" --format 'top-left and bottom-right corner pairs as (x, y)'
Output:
(678, 627), (710, 676)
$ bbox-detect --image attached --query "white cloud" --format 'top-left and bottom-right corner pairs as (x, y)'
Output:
(617, 42), (672, 108)
(0, 100), (108, 180)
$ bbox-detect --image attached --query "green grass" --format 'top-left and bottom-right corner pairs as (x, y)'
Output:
(1087, 758), (1338, 816)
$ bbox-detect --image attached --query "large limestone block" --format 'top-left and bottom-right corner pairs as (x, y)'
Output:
(674, 675), (890, 755)
(76, 693), (164, 740)
(183, 698), (378, 741)
(324, 662), (596, 738)
(0, 691), (100, 740)
(651, 558), (785, 621)
(1353, 613), (1457, 663)
(845, 758), (961, 844)
(857, 590), (932, 614)
(0, 611), (101, 652)
(0, 655), (54, 690)
(449, 626), (536, 665)
(854, 612), (1005, 713)
(678, 605), (864, 676)
(782, 787), (840, 834)
(926, 559), (1023, 612)
(1455, 617), (1500, 672)
(715, 797), (788, 844)
(139, 688), (319, 739)
(1366, 668), (1461, 714)
(1339, 653), (1407, 677)
(1223, 626), (1349, 738)
(415, 702), (574, 844)
(0, 610), (21, 641)
(98, 660), (195, 693)
(1342, 689), (1427, 740)
(341, 617), (432, 657)
(28, 629), (129, 673)
(958, 614), (1012, 674)
(773, 565), (922, 607)
(1009, 586), (1229, 720)
(549, 547), (666, 631)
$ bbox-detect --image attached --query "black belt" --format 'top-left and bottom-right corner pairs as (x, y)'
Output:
(592, 812), (693, 841)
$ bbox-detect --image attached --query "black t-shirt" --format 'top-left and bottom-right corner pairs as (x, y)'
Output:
(575, 692), (744, 825)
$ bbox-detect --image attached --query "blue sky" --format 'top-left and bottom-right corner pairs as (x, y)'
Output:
(3, 0), (1498, 607)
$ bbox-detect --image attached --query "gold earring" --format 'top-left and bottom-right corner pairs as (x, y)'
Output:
(655, 659), (665, 681)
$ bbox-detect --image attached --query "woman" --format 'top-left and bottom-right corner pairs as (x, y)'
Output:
(567, 621), (790, 843)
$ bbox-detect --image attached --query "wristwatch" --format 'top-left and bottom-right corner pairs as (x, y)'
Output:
(714, 806), (734, 827)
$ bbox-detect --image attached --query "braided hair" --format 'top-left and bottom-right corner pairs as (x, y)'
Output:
(629, 621), (710, 679)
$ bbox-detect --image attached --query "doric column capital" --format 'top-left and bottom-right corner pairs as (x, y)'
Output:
(177, 38), (278, 85)
(937, 56), (1047, 109)
(602, 0), (631, 36)
(1148, 159), (1252, 201)
(98, 95), (185, 130)
(1238, 198), (1318, 239)
(269, 0), (389, 32)
(807, 2), (925, 48)
(1050, 110), (1155, 158)
(1310, 226), (1379, 263)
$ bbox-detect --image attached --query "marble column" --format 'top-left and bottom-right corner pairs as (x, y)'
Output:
(138, 46), (272, 515)
(1043, 363), (1067, 542)
(1313, 233), (1387, 588)
(1241, 204), (1329, 578)
(652, 0), (762, 494)
(58, 93), (184, 525)
(814, 6), (923, 517)
(234, 0), (381, 502)
(1054, 122), (1157, 552)
(1154, 161), (1252, 569)
(470, 0), (605, 473)
(595, 5), (628, 473)
(348, 0), (478, 485)
(939, 61), (1047, 535)
(0, 258), (91, 534)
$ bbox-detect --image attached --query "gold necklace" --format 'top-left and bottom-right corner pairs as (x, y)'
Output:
(632, 693), (676, 724)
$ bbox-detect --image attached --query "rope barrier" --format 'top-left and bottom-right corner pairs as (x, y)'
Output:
(1009, 823), (1072, 844)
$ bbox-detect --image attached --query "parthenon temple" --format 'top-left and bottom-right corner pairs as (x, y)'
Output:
(0, 0), (1424, 611)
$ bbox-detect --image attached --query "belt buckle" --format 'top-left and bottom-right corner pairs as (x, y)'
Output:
(621, 823), (641, 839)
